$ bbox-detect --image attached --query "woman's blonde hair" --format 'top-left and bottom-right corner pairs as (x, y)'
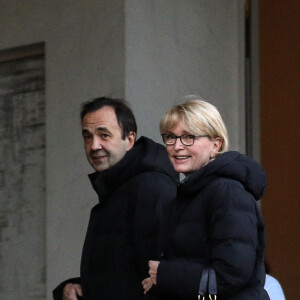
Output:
(160, 98), (229, 154)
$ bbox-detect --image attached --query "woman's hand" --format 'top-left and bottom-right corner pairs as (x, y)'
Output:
(141, 260), (161, 294)
(148, 260), (160, 285)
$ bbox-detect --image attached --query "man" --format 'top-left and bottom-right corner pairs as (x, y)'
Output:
(53, 97), (177, 300)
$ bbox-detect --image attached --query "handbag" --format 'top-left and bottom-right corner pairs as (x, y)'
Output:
(198, 266), (217, 300)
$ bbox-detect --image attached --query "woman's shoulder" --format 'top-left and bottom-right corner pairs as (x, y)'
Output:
(204, 176), (246, 196)
(202, 176), (257, 215)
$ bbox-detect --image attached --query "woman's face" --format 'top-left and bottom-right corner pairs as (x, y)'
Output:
(165, 123), (221, 176)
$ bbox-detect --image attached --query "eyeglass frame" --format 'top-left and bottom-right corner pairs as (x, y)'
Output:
(161, 133), (211, 146)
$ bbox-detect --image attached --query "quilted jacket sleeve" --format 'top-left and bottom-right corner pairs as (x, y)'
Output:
(209, 180), (259, 296)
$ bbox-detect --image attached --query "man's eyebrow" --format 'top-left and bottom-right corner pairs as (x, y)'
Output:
(96, 127), (112, 134)
(82, 128), (91, 135)
(82, 127), (112, 135)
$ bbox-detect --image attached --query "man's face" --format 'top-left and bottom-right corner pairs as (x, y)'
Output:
(81, 106), (135, 172)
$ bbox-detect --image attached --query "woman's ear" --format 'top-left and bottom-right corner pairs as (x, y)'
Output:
(126, 131), (137, 151)
(213, 137), (223, 152)
(210, 137), (222, 158)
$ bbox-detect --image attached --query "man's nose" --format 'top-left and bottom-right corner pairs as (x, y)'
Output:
(91, 137), (103, 151)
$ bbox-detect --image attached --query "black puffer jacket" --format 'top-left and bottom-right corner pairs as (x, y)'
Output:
(53, 137), (177, 300)
(157, 151), (270, 300)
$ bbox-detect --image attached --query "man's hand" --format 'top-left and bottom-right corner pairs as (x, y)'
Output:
(142, 277), (153, 294)
(63, 283), (82, 300)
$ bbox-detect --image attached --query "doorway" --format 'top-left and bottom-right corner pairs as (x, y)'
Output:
(0, 43), (46, 299)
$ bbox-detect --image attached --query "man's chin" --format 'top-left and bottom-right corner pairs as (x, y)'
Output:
(89, 160), (109, 172)
(93, 164), (109, 172)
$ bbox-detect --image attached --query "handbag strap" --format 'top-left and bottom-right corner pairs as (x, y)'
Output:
(208, 267), (217, 300)
(208, 267), (217, 294)
(198, 266), (217, 300)
(198, 267), (209, 298)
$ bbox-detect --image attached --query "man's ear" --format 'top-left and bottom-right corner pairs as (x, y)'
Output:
(126, 131), (137, 151)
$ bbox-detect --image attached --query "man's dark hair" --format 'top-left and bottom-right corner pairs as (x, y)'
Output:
(80, 97), (137, 139)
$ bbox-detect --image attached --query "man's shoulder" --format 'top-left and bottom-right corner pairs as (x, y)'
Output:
(130, 168), (176, 186)
(126, 136), (177, 181)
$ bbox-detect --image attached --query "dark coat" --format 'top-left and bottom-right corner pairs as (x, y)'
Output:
(53, 137), (177, 300)
(157, 151), (270, 300)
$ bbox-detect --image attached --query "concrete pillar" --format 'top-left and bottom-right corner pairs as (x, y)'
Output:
(125, 0), (246, 150)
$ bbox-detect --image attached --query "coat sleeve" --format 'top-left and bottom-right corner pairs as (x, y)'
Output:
(132, 172), (177, 278)
(157, 260), (203, 299)
(209, 180), (260, 296)
(52, 277), (81, 300)
(157, 179), (261, 298)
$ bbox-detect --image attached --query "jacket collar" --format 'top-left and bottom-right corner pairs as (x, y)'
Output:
(178, 151), (266, 201)
(88, 136), (178, 202)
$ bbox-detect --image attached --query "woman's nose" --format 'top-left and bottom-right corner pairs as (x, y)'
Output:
(174, 137), (184, 150)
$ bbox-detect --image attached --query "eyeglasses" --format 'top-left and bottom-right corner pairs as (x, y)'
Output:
(161, 134), (210, 146)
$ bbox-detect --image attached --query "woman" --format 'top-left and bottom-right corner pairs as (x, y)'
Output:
(142, 99), (269, 299)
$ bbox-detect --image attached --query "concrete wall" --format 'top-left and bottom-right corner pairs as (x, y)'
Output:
(125, 0), (246, 148)
(0, 1), (246, 299)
